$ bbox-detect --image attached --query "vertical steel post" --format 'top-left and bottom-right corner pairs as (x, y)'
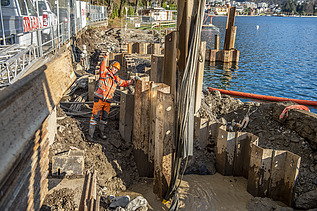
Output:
(35, 0), (43, 56)
(74, 0), (77, 35)
(68, 0), (71, 40)
(56, 0), (60, 47)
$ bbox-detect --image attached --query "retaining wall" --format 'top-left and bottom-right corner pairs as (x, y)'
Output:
(0, 51), (75, 210)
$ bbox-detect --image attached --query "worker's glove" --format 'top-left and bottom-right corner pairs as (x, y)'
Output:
(132, 76), (141, 84)
(103, 52), (109, 59)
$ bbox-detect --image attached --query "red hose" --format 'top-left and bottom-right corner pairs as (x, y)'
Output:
(208, 87), (317, 106)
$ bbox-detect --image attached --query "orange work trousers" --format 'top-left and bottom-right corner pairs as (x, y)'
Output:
(90, 97), (111, 125)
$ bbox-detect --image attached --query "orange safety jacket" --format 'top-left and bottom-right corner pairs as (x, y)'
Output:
(94, 60), (133, 101)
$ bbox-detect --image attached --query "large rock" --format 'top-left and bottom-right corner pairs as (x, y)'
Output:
(295, 189), (317, 209)
(272, 102), (317, 150)
(125, 196), (148, 211)
(110, 195), (130, 209)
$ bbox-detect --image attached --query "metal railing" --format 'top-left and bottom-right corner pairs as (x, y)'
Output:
(0, 1), (107, 87)
(0, 44), (37, 87)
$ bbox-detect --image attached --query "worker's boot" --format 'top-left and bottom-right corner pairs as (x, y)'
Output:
(99, 123), (107, 139)
(87, 124), (95, 141)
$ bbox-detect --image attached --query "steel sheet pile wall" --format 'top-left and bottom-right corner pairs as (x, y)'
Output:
(120, 78), (174, 198)
(132, 79), (153, 177)
(214, 126), (301, 206)
(0, 51), (75, 210)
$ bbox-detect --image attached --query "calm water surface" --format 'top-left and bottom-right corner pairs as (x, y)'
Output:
(202, 16), (317, 105)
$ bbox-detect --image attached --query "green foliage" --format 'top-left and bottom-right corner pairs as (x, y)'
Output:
(138, 1), (143, 7)
(168, 4), (177, 10)
(111, 5), (119, 19)
(162, 2), (167, 8)
(128, 6), (135, 16)
(282, 0), (315, 15)
(282, 0), (296, 13)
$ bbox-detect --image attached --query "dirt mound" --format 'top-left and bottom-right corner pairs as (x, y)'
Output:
(41, 188), (76, 211)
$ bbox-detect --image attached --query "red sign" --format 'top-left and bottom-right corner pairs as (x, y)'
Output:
(23, 17), (40, 32)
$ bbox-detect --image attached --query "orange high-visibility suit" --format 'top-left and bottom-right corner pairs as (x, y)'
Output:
(90, 59), (133, 126)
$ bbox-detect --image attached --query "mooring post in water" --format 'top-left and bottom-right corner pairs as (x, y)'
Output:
(215, 34), (220, 50)
(224, 7), (237, 50)
(206, 7), (240, 63)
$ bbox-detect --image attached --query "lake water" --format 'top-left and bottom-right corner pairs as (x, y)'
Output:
(202, 16), (317, 109)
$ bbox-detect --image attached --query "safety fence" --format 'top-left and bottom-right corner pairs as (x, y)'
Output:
(0, 0), (107, 87)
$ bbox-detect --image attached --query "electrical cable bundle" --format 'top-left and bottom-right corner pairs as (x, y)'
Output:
(164, 0), (206, 208)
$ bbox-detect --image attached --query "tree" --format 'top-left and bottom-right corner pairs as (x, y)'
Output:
(128, 6), (135, 15)
(303, 2), (314, 14)
(282, 0), (296, 13)
(110, 4), (119, 18)
(119, 0), (126, 17)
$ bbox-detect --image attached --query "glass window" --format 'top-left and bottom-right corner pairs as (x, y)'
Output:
(25, 0), (36, 16)
(1, 0), (11, 6)
(38, 1), (47, 16)
(17, 0), (27, 15)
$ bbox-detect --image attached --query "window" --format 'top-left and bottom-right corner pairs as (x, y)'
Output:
(17, 0), (27, 15)
(25, 0), (36, 16)
(1, 0), (10, 6)
(38, 1), (47, 16)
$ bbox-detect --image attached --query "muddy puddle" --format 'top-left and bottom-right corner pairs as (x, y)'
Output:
(119, 173), (254, 211)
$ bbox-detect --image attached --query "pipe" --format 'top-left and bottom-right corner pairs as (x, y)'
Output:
(208, 87), (317, 106)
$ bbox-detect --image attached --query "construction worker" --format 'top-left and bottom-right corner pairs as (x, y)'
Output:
(88, 55), (140, 141)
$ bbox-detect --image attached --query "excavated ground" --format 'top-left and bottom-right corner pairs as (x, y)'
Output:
(40, 27), (317, 210)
